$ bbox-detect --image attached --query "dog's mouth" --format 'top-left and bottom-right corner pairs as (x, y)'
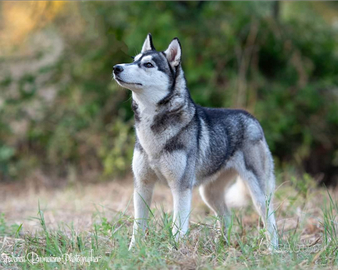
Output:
(114, 77), (142, 86)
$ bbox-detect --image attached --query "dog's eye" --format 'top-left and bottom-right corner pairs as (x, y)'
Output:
(143, 62), (154, 68)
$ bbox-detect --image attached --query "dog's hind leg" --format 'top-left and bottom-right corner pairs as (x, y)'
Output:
(244, 174), (278, 249)
(199, 169), (236, 236)
(236, 142), (278, 249)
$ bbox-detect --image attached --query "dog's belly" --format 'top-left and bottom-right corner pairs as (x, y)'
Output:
(194, 165), (238, 188)
(194, 164), (223, 186)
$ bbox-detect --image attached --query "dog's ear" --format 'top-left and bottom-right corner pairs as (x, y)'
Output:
(164, 38), (181, 68)
(141, 33), (155, 53)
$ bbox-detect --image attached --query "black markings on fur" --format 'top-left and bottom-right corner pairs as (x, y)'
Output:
(244, 156), (259, 180)
(163, 137), (185, 152)
(147, 33), (156, 50)
(157, 64), (180, 106)
(152, 53), (171, 74)
(195, 106), (260, 178)
(131, 100), (141, 122)
(162, 51), (176, 78)
(244, 155), (265, 191)
(151, 110), (183, 134)
(195, 112), (201, 155)
(135, 135), (144, 153)
(133, 51), (168, 72)
(179, 150), (195, 190)
(163, 115), (196, 153)
(130, 49), (180, 107)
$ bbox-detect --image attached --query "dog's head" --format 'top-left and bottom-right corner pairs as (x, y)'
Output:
(113, 34), (182, 96)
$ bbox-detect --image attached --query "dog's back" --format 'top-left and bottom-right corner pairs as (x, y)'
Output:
(194, 106), (264, 179)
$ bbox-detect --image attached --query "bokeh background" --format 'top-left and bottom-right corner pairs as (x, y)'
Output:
(1, 1), (338, 187)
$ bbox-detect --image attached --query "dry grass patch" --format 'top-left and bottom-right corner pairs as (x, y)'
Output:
(0, 175), (337, 269)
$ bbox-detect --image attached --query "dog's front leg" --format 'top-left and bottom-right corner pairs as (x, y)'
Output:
(129, 149), (156, 250)
(171, 187), (193, 240)
(160, 152), (195, 242)
(129, 180), (155, 249)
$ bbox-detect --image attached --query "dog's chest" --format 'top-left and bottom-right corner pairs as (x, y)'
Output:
(135, 114), (166, 156)
(136, 110), (182, 157)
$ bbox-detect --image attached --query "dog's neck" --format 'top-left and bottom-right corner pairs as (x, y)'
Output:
(131, 66), (196, 156)
(131, 90), (163, 115)
(131, 66), (191, 116)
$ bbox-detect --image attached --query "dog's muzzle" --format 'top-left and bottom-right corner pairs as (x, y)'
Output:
(113, 65), (124, 75)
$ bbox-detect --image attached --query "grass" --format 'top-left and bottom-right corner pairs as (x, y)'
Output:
(0, 176), (337, 269)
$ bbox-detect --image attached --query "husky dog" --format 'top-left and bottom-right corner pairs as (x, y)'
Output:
(113, 34), (278, 249)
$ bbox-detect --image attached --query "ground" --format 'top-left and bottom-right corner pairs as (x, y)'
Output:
(0, 174), (337, 269)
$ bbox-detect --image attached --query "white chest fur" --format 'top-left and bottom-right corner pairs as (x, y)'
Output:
(132, 89), (192, 158)
(135, 113), (165, 158)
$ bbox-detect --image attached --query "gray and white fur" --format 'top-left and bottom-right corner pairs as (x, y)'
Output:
(113, 34), (278, 249)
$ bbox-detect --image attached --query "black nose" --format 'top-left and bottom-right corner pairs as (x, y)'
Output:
(113, 65), (124, 75)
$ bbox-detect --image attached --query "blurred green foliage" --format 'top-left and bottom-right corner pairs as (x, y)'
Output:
(0, 2), (338, 184)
